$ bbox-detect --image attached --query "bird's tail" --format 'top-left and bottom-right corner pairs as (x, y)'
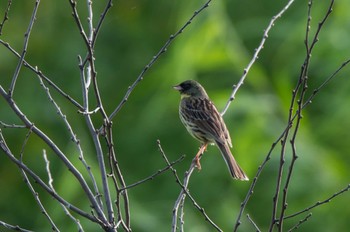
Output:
(216, 142), (249, 181)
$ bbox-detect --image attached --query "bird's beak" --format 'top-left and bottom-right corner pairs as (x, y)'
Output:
(173, 85), (182, 91)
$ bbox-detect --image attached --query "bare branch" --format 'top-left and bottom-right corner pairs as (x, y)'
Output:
(69, 0), (109, 120)
(43, 150), (85, 232)
(233, 56), (350, 232)
(0, 121), (26, 128)
(308, 0), (334, 52)
(288, 213), (312, 232)
(221, 0), (296, 116)
(92, 0), (113, 47)
(0, 86), (107, 226)
(234, 137), (283, 231)
(231, 2), (307, 231)
(0, 131), (99, 224)
(1, 0), (348, 231)
(37, 72), (101, 209)
(0, 0), (12, 35)
(0, 39), (84, 110)
(104, 124), (131, 231)
(275, 0), (314, 226)
(18, 130), (59, 231)
(283, 184), (350, 220)
(0, 220), (33, 232)
(9, 0), (40, 95)
(108, 0), (212, 121)
(120, 154), (185, 191)
(86, 0), (93, 42)
(275, 1), (335, 231)
(156, 140), (222, 232)
(234, 1), (342, 230)
(70, 1), (115, 225)
(247, 214), (261, 232)
(303, 58), (350, 109)
(68, 0), (90, 49)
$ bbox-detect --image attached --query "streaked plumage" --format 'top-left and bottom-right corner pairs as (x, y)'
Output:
(173, 80), (248, 180)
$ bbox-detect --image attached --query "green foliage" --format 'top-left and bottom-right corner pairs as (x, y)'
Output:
(1, 0), (350, 231)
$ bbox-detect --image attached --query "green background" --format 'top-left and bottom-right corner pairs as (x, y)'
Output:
(1, 0), (350, 231)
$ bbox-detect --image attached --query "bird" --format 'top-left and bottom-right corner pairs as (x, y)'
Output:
(173, 80), (248, 180)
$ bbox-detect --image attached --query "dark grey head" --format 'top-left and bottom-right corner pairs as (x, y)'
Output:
(173, 80), (209, 98)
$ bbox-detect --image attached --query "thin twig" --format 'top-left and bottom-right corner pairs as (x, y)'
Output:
(307, 0), (334, 52)
(221, 0), (296, 116)
(43, 150), (85, 232)
(236, 12), (344, 232)
(0, 86), (107, 226)
(74, 1), (117, 223)
(171, 160), (194, 232)
(0, 131), (100, 224)
(69, 0), (109, 120)
(18, 130), (60, 231)
(233, 134), (285, 231)
(68, 0), (90, 49)
(275, 1), (335, 231)
(80, 0), (113, 77)
(283, 184), (350, 220)
(179, 195), (186, 232)
(108, 0), (212, 121)
(105, 124), (131, 231)
(0, 39), (84, 110)
(86, 0), (93, 42)
(9, 0), (40, 95)
(120, 154), (185, 191)
(70, 1), (115, 225)
(233, 57), (350, 231)
(275, 1), (314, 229)
(77, 55), (104, 209)
(156, 140), (222, 232)
(0, 220), (33, 232)
(247, 214), (261, 232)
(302, 58), (350, 109)
(92, 0), (113, 47)
(232, 1), (297, 230)
(0, 121), (26, 128)
(37, 70), (100, 207)
(0, 0), (12, 35)
(287, 213), (312, 232)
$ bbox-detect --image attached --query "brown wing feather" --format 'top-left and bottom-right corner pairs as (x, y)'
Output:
(180, 97), (231, 146)
(179, 96), (248, 180)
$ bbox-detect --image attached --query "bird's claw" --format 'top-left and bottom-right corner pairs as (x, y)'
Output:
(195, 156), (202, 170)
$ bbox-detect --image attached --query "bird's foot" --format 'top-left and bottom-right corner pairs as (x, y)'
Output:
(194, 143), (208, 171)
(195, 156), (202, 170)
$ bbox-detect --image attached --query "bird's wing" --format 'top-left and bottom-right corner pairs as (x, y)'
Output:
(181, 98), (232, 146)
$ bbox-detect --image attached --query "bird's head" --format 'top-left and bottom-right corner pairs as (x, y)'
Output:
(173, 80), (208, 98)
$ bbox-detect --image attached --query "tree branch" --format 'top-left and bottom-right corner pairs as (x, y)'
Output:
(0, 0), (12, 35)
(120, 154), (185, 191)
(0, 86), (107, 226)
(287, 213), (312, 232)
(0, 39), (84, 110)
(0, 131), (100, 225)
(221, 0), (296, 116)
(0, 220), (33, 232)
(9, 0), (40, 95)
(108, 0), (212, 121)
(18, 130), (59, 231)
(156, 140), (222, 232)
(283, 184), (350, 220)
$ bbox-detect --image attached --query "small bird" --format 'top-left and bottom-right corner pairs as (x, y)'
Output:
(173, 80), (248, 180)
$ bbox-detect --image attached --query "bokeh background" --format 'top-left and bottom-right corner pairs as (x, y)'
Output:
(1, 0), (350, 231)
